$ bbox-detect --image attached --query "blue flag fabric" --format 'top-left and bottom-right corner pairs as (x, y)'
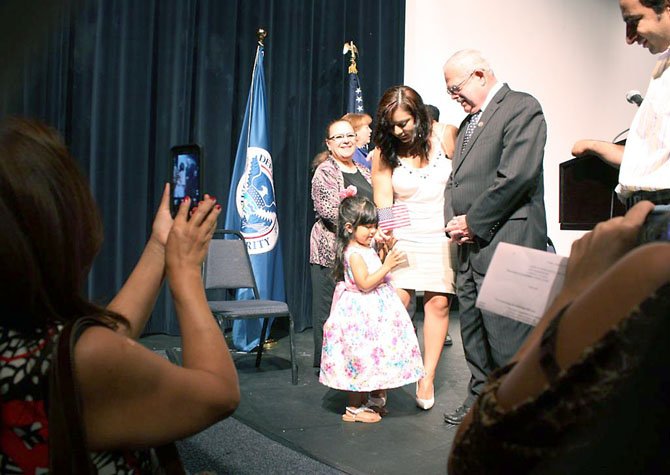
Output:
(347, 72), (365, 113)
(224, 45), (285, 352)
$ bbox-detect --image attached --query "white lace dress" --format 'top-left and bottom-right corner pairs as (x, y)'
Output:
(390, 139), (456, 293)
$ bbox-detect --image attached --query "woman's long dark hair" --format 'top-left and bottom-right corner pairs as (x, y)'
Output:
(373, 85), (431, 169)
(332, 195), (378, 281)
(0, 117), (127, 334)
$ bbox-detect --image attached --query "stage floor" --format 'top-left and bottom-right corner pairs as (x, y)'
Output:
(142, 310), (470, 474)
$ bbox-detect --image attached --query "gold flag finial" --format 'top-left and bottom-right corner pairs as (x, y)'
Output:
(342, 41), (359, 74)
(256, 28), (268, 46)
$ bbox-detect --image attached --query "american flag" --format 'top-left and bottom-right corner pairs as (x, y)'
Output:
(347, 72), (365, 113)
(378, 203), (411, 231)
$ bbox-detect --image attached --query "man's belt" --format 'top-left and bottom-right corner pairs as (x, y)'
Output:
(625, 189), (670, 209)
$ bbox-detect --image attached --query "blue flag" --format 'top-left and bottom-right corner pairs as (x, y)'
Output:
(224, 45), (285, 352)
(347, 72), (365, 113)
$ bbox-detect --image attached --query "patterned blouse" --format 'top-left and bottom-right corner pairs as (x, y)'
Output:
(309, 155), (371, 267)
(0, 324), (152, 474)
(449, 284), (670, 474)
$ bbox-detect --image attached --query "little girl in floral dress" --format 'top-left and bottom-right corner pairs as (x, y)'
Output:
(319, 187), (424, 423)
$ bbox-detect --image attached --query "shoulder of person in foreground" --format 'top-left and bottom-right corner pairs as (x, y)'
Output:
(451, 202), (665, 447)
(449, 241), (670, 473)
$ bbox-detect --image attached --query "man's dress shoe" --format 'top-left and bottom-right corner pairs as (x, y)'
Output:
(444, 404), (470, 425)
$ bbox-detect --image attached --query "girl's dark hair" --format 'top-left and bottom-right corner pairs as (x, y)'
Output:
(332, 195), (378, 281)
(373, 85), (431, 169)
(0, 117), (127, 334)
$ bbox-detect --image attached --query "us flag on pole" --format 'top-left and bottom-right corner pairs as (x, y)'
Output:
(347, 72), (365, 113)
(378, 203), (411, 231)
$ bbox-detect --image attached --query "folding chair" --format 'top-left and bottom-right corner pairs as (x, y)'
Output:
(203, 229), (298, 384)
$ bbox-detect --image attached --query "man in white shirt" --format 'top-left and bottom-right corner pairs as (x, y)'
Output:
(572, 0), (670, 209)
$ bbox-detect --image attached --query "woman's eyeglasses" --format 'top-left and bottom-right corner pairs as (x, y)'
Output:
(327, 133), (356, 142)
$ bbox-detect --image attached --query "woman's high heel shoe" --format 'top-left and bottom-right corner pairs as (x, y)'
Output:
(415, 382), (435, 410)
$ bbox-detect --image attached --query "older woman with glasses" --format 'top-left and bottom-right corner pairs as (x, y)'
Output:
(310, 119), (372, 369)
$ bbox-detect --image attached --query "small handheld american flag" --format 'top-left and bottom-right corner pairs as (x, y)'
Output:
(377, 203), (411, 231)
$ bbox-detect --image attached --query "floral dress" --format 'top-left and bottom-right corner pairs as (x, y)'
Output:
(319, 246), (424, 392)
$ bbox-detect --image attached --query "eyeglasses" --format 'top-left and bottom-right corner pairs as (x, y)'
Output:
(447, 71), (475, 95)
(327, 132), (356, 142)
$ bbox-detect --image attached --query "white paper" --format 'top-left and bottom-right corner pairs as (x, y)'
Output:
(476, 243), (567, 326)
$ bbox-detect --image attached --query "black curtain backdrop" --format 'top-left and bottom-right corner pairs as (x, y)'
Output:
(0, 0), (405, 335)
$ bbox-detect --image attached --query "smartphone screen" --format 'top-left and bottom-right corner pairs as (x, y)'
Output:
(170, 144), (202, 217)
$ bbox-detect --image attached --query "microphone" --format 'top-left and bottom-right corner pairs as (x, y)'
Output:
(626, 90), (644, 107)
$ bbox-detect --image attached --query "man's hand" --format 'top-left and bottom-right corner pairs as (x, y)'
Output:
(446, 215), (474, 244)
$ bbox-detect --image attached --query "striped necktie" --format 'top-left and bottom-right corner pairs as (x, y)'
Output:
(461, 111), (482, 151)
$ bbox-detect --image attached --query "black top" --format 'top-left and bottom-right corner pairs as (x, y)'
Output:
(342, 169), (373, 202)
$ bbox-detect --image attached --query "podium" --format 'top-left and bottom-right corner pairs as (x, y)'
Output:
(559, 154), (626, 230)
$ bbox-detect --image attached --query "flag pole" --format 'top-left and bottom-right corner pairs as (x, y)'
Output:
(246, 28), (267, 148)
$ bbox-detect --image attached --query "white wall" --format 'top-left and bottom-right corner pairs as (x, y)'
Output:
(404, 0), (656, 255)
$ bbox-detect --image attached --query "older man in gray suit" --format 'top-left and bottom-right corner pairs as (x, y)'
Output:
(442, 49), (547, 424)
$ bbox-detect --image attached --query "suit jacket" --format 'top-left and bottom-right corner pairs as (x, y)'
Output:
(444, 83), (547, 275)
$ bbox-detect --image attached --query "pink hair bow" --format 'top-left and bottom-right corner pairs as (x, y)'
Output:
(338, 185), (357, 200)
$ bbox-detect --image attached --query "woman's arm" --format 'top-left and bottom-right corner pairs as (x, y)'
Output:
(106, 183), (173, 339)
(77, 196), (240, 450)
(450, 202), (660, 451)
(371, 148), (394, 208)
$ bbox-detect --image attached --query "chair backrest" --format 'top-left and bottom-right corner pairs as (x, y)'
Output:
(203, 230), (260, 298)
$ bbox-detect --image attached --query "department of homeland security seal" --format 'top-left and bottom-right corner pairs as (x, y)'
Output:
(235, 146), (279, 255)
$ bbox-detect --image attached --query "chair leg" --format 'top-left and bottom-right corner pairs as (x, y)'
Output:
(255, 318), (270, 368)
(289, 315), (298, 385)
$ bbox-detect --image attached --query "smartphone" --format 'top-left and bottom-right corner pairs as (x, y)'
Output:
(170, 144), (202, 217)
(638, 204), (670, 244)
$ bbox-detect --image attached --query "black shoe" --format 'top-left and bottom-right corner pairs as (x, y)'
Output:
(444, 333), (453, 346)
(444, 404), (470, 425)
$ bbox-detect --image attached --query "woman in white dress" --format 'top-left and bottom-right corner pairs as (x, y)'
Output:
(371, 85), (458, 410)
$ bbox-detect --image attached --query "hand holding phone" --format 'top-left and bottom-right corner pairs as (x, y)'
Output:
(170, 144), (202, 217)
